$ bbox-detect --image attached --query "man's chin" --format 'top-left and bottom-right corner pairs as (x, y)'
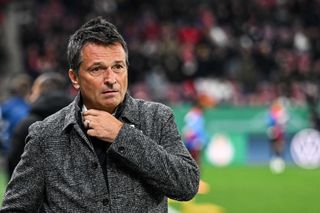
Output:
(97, 101), (118, 112)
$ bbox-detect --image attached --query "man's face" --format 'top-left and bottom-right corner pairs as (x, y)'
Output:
(69, 42), (128, 113)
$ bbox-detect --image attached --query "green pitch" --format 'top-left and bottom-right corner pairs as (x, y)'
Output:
(0, 171), (7, 204)
(170, 162), (320, 213)
(0, 165), (320, 213)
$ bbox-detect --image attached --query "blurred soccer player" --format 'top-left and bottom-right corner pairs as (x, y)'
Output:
(266, 97), (289, 173)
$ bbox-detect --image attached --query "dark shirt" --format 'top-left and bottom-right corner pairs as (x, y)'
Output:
(90, 136), (110, 185)
(79, 96), (125, 186)
(78, 111), (110, 185)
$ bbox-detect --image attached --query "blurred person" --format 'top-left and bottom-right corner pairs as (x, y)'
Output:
(266, 97), (289, 173)
(0, 74), (32, 156)
(0, 107), (5, 149)
(182, 97), (209, 193)
(305, 82), (320, 131)
(0, 17), (199, 212)
(183, 101), (207, 164)
(6, 72), (73, 179)
(310, 108), (320, 131)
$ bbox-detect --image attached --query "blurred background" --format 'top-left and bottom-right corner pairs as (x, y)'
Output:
(1, 0), (320, 212)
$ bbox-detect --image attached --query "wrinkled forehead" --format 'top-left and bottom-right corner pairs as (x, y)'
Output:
(80, 42), (128, 64)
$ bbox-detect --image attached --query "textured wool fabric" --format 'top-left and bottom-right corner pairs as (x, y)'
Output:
(0, 93), (199, 213)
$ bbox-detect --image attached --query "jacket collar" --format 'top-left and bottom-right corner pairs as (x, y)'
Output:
(63, 93), (82, 131)
(62, 92), (141, 131)
(119, 93), (140, 126)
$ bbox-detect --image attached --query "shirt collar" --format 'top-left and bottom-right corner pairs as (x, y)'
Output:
(82, 104), (116, 116)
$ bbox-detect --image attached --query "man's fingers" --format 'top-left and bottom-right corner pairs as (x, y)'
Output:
(84, 120), (91, 129)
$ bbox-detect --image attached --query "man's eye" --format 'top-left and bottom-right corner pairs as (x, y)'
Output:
(89, 67), (103, 75)
(112, 64), (124, 72)
(91, 67), (100, 72)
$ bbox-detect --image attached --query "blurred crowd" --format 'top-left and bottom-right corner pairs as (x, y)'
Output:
(0, 0), (320, 107)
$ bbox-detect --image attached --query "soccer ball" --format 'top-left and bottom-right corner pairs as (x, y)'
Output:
(270, 157), (285, 174)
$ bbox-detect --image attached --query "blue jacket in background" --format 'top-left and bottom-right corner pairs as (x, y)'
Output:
(0, 97), (30, 154)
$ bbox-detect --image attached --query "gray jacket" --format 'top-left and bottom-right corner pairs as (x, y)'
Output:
(0, 93), (199, 213)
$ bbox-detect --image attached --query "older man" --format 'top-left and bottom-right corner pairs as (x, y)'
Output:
(0, 17), (199, 212)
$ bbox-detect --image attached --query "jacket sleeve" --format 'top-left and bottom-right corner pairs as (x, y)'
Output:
(109, 106), (200, 201)
(0, 123), (45, 212)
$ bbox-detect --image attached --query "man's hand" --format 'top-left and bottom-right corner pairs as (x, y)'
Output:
(82, 109), (123, 143)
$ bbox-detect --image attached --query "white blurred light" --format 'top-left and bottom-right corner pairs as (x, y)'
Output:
(209, 27), (228, 47)
(294, 32), (310, 51)
(206, 133), (234, 167)
(290, 128), (320, 169)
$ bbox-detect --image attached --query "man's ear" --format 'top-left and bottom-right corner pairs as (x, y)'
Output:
(68, 69), (80, 89)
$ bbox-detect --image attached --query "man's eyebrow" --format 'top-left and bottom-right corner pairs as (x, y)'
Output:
(86, 62), (106, 69)
(90, 62), (105, 66)
(86, 61), (125, 69)
(114, 60), (126, 64)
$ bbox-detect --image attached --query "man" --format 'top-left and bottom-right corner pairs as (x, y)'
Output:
(6, 72), (72, 178)
(0, 17), (199, 212)
(182, 98), (209, 194)
(266, 97), (289, 173)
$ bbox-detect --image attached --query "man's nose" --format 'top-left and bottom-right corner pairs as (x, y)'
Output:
(103, 68), (117, 85)
(104, 78), (117, 85)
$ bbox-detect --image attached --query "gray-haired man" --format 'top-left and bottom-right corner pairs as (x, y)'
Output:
(0, 17), (199, 212)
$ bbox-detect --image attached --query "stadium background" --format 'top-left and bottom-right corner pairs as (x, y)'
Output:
(1, 0), (320, 212)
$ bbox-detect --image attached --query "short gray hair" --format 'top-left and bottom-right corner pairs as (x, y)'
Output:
(67, 17), (129, 73)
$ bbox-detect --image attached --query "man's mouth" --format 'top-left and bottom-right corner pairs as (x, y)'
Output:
(102, 90), (118, 94)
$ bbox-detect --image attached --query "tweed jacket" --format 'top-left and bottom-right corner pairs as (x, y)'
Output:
(0, 93), (200, 213)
